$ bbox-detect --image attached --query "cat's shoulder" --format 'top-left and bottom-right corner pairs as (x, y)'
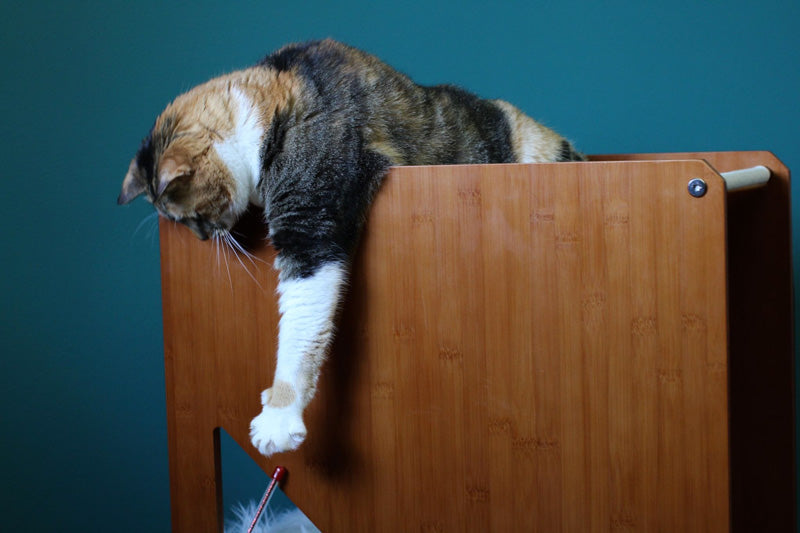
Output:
(259, 39), (362, 72)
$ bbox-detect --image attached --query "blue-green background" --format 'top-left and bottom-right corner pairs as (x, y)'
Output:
(1, 1), (797, 530)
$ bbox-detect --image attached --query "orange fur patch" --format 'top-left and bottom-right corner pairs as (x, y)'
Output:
(149, 66), (305, 222)
(266, 380), (297, 408)
(492, 99), (563, 163)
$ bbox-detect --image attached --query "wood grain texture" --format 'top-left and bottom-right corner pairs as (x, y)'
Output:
(159, 153), (792, 532)
(593, 152), (796, 532)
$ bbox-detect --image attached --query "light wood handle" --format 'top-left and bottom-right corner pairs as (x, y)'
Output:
(721, 165), (771, 190)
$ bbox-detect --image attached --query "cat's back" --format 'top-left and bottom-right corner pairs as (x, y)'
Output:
(254, 39), (582, 166)
(259, 39), (412, 98)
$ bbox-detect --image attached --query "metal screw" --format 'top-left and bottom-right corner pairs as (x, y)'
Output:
(688, 178), (707, 198)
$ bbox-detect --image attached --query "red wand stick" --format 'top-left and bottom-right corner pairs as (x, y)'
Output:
(246, 466), (287, 533)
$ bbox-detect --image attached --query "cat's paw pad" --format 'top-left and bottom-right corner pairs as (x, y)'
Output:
(249, 405), (307, 456)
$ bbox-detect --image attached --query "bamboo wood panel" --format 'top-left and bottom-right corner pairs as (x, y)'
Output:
(593, 151), (795, 532)
(159, 154), (787, 532)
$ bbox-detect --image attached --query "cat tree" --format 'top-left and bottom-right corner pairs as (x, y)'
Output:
(159, 151), (794, 532)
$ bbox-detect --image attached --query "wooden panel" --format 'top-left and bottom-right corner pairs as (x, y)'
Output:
(161, 157), (753, 531)
(593, 152), (795, 531)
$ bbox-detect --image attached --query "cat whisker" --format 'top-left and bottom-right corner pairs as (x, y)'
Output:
(132, 211), (159, 239)
(220, 235), (234, 289)
(221, 231), (264, 290)
(231, 229), (252, 241)
(231, 229), (272, 254)
(210, 233), (233, 289)
(214, 233), (222, 271)
(149, 216), (160, 244)
(225, 231), (265, 266)
(223, 232), (257, 277)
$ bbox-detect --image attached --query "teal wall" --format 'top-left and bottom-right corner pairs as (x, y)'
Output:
(1, 1), (798, 530)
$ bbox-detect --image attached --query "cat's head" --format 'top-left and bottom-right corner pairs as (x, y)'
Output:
(118, 90), (255, 240)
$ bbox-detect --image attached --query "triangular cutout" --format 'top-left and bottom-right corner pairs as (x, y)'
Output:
(219, 428), (320, 532)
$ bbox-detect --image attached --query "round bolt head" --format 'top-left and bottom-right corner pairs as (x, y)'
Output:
(688, 178), (708, 198)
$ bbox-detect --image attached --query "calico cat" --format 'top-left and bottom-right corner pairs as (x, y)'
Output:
(119, 39), (584, 457)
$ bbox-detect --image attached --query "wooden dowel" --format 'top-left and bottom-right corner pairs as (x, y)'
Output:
(721, 165), (771, 190)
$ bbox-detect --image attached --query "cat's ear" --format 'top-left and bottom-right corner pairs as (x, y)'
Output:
(118, 158), (146, 205)
(156, 156), (193, 197)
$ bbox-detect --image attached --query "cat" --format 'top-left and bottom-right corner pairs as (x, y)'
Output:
(118, 39), (584, 457)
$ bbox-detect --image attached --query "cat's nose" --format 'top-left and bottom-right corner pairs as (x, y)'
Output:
(180, 217), (210, 240)
(190, 227), (209, 240)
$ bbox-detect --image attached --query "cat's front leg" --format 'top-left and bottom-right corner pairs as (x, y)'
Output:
(250, 261), (346, 456)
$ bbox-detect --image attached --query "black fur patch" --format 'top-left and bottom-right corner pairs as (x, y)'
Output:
(428, 85), (514, 164)
(260, 41), (320, 73)
(135, 130), (156, 196)
(556, 139), (583, 162)
(262, 106), (391, 278)
(260, 109), (290, 174)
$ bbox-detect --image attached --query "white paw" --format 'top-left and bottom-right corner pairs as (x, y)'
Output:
(250, 404), (307, 456)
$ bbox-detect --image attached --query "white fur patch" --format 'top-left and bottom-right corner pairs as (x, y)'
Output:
(250, 404), (306, 456)
(250, 262), (347, 456)
(214, 88), (265, 211)
(225, 500), (320, 533)
(274, 263), (346, 388)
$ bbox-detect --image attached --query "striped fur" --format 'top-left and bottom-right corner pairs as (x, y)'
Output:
(119, 39), (584, 456)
